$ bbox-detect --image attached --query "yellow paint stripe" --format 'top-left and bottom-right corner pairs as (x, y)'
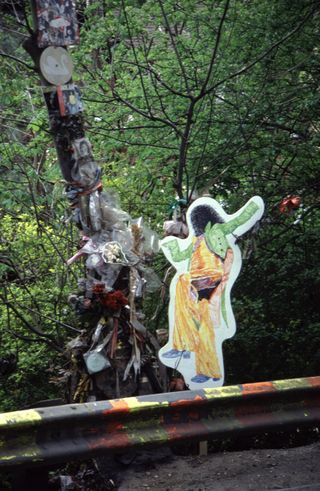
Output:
(124, 397), (170, 412)
(0, 450), (42, 461)
(21, 450), (42, 459)
(273, 378), (309, 391)
(0, 409), (41, 427)
(204, 385), (242, 399)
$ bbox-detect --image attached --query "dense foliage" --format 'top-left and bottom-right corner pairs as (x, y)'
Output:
(0, 0), (319, 411)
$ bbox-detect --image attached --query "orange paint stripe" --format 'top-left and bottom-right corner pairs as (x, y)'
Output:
(89, 421), (130, 450)
(57, 85), (66, 116)
(241, 381), (276, 395)
(103, 399), (130, 415)
(307, 376), (320, 388)
(170, 395), (205, 407)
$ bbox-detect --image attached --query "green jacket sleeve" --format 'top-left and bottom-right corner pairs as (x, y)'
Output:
(205, 200), (260, 258)
(162, 239), (193, 262)
(221, 201), (260, 235)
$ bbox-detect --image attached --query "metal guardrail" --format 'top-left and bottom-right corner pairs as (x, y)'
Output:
(0, 376), (319, 468)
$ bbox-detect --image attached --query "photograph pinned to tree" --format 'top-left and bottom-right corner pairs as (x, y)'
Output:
(159, 196), (264, 390)
(35, 0), (80, 48)
(72, 138), (94, 162)
(42, 84), (83, 117)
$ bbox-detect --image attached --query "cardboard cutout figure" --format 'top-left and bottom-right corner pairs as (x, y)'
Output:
(159, 196), (264, 390)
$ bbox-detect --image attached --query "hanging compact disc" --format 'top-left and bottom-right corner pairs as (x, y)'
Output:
(40, 46), (73, 85)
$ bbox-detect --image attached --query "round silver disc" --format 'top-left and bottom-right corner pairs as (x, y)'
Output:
(40, 46), (73, 85)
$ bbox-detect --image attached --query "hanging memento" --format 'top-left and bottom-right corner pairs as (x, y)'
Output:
(40, 46), (73, 85)
(159, 196), (264, 390)
(58, 84), (83, 116)
(42, 84), (83, 116)
(35, 0), (80, 48)
(43, 86), (59, 115)
(102, 241), (129, 265)
(72, 138), (94, 162)
(70, 138), (99, 188)
(83, 349), (111, 374)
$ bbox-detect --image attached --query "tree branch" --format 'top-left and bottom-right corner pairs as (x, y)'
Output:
(121, 0), (153, 115)
(0, 51), (35, 71)
(199, 0), (231, 97)
(119, 59), (192, 99)
(81, 62), (181, 134)
(157, 0), (191, 94)
(203, 8), (315, 98)
(175, 99), (195, 198)
(2, 299), (63, 352)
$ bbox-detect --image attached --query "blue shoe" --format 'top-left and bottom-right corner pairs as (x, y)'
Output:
(162, 349), (183, 359)
(212, 377), (221, 381)
(191, 374), (210, 383)
(162, 349), (191, 359)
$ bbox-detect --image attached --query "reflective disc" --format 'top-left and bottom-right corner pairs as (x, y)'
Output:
(40, 46), (73, 85)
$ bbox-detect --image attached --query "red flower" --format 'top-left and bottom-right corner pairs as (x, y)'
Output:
(101, 290), (128, 312)
(279, 195), (301, 213)
(92, 283), (105, 295)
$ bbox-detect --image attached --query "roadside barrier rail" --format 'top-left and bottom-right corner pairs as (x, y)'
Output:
(0, 376), (319, 468)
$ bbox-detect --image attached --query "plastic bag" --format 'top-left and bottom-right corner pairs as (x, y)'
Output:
(99, 196), (121, 229)
(79, 195), (91, 231)
(131, 270), (146, 298)
(163, 219), (189, 238)
(131, 217), (143, 255)
(67, 238), (98, 266)
(138, 264), (162, 292)
(89, 190), (102, 232)
(101, 188), (121, 209)
(99, 263), (123, 289)
(83, 330), (113, 374)
(83, 349), (111, 374)
(86, 253), (104, 269)
(142, 224), (159, 255)
(112, 228), (132, 250)
(99, 190), (131, 230)
(122, 249), (140, 266)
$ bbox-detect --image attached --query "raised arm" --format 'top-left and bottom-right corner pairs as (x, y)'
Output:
(221, 199), (262, 236)
(161, 239), (193, 262)
(204, 197), (263, 259)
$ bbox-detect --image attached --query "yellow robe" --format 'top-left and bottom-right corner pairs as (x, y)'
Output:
(173, 237), (233, 378)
